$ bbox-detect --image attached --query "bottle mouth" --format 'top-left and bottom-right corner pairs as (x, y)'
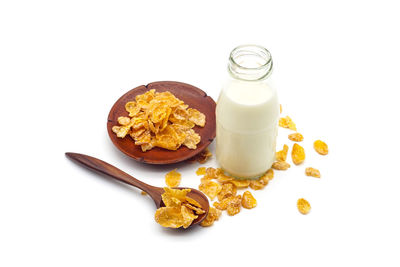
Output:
(228, 44), (273, 81)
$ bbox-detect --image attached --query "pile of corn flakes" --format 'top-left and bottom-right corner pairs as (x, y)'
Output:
(112, 89), (206, 152)
(154, 187), (205, 229)
(196, 167), (272, 226)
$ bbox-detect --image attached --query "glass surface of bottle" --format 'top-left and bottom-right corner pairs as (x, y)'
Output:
(216, 45), (279, 179)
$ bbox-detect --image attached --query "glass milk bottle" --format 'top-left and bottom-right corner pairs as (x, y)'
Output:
(216, 45), (279, 179)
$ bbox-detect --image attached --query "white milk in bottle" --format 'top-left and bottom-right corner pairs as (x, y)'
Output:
(216, 45), (279, 179)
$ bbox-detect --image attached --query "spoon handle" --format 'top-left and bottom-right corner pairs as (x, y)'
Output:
(65, 152), (162, 202)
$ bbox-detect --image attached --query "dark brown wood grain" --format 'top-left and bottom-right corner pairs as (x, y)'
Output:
(65, 152), (210, 227)
(107, 81), (216, 164)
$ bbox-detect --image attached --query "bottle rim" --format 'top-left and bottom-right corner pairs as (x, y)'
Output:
(228, 44), (273, 81)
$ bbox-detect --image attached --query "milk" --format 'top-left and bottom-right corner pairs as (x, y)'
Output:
(216, 45), (279, 179)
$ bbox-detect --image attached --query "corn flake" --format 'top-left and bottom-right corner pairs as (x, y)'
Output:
(165, 169), (181, 187)
(200, 207), (221, 227)
(305, 167), (321, 178)
(226, 195), (242, 216)
(297, 198), (311, 215)
(272, 161), (291, 170)
(242, 191), (257, 209)
(196, 167), (206, 176)
(279, 116), (297, 131)
(230, 179), (250, 189)
(292, 143), (305, 165)
(276, 144), (289, 162)
(199, 180), (222, 200)
(314, 140), (328, 155)
(288, 132), (304, 142)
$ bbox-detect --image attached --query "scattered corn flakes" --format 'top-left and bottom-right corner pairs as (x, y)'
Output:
(314, 140), (328, 155)
(113, 89), (206, 152)
(213, 196), (235, 210)
(165, 169), (181, 187)
(288, 132), (304, 142)
(305, 167), (321, 178)
(199, 180), (222, 200)
(279, 116), (297, 131)
(292, 143), (305, 165)
(200, 207), (221, 227)
(196, 167), (206, 176)
(272, 161), (291, 170)
(276, 144), (289, 162)
(241, 191), (257, 209)
(297, 198), (311, 215)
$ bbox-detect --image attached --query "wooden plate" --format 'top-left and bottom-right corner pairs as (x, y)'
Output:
(107, 81), (216, 164)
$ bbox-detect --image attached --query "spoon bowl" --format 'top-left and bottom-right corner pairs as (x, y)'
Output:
(65, 152), (209, 228)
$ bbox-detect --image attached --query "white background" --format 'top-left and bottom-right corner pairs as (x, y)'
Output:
(1, 0), (399, 266)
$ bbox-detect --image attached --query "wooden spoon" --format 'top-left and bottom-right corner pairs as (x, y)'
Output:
(65, 152), (209, 228)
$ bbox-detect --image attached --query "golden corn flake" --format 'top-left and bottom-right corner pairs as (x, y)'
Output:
(314, 140), (328, 155)
(297, 198), (311, 215)
(165, 169), (181, 187)
(185, 196), (202, 209)
(183, 128), (201, 149)
(272, 161), (291, 170)
(291, 143), (305, 165)
(230, 179), (250, 189)
(113, 89), (206, 152)
(199, 180), (222, 200)
(117, 116), (131, 126)
(280, 104), (282, 114)
(162, 187), (190, 204)
(241, 191), (257, 209)
(217, 173), (234, 184)
(181, 206), (198, 229)
(305, 167), (321, 178)
(226, 195), (242, 216)
(188, 108), (206, 127)
(196, 167), (206, 176)
(112, 125), (130, 138)
(141, 191), (147, 196)
(205, 167), (218, 179)
(200, 207), (221, 227)
(217, 182), (237, 201)
(155, 187), (205, 229)
(183, 203), (206, 215)
(288, 132), (304, 142)
(155, 207), (185, 228)
(279, 116), (297, 131)
(276, 144), (289, 162)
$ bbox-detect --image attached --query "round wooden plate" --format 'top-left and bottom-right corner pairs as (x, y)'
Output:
(107, 81), (216, 164)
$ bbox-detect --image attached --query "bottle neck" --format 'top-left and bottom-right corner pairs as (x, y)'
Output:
(228, 45), (273, 81)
